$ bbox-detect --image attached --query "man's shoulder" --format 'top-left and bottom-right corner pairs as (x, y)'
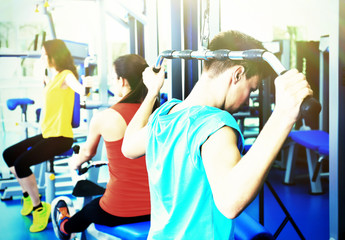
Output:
(190, 105), (231, 120)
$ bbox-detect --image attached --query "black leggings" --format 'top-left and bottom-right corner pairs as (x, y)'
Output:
(64, 197), (151, 233)
(2, 134), (73, 178)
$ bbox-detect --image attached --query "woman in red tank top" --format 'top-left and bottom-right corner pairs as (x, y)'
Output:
(50, 54), (161, 240)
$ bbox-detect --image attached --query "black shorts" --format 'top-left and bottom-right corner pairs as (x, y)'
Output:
(2, 134), (73, 178)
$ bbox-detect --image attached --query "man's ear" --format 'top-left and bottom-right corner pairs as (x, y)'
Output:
(119, 77), (127, 87)
(233, 66), (245, 84)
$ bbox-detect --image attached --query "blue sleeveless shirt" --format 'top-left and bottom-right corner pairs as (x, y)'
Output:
(146, 99), (244, 239)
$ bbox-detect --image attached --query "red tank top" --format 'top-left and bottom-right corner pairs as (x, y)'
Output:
(99, 103), (150, 217)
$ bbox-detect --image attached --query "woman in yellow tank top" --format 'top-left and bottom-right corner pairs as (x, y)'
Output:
(2, 39), (91, 233)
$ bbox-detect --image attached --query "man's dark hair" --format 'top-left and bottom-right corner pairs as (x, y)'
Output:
(204, 30), (273, 79)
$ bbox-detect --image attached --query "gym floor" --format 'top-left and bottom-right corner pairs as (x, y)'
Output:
(0, 131), (329, 240)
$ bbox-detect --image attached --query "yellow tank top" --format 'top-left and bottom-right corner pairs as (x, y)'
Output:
(41, 70), (75, 138)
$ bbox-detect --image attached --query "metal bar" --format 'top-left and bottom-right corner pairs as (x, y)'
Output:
(262, 51), (286, 75)
(265, 181), (305, 240)
(128, 16), (136, 54)
(153, 49), (321, 119)
(0, 52), (41, 58)
(137, 20), (145, 57)
(144, 0), (158, 65)
(43, 7), (57, 39)
(154, 49), (285, 74)
(329, 0), (345, 239)
(80, 101), (112, 109)
(183, 0), (199, 97)
(170, 0), (183, 100)
(259, 188), (264, 225)
(96, 0), (109, 106)
(258, 72), (273, 225)
(319, 35), (329, 132)
(274, 217), (289, 239)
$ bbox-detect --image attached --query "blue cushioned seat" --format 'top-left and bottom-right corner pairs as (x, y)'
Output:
(6, 98), (34, 111)
(6, 98), (35, 139)
(289, 130), (329, 151)
(284, 130), (329, 194)
(94, 221), (150, 240)
(234, 212), (274, 240)
(93, 211), (273, 240)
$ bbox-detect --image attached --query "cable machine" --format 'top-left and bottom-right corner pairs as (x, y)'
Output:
(152, 47), (319, 240)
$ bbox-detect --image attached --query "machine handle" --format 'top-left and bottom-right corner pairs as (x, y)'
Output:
(153, 67), (160, 73)
(72, 145), (106, 176)
(299, 97), (322, 119)
(153, 49), (322, 118)
(274, 69), (321, 119)
(77, 161), (108, 176)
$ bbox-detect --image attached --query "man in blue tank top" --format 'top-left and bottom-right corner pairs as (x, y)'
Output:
(122, 30), (313, 239)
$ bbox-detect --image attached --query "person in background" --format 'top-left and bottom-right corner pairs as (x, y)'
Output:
(2, 39), (92, 233)
(122, 30), (313, 239)
(51, 54), (157, 240)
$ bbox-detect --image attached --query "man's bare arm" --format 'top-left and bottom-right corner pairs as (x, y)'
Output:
(202, 69), (312, 219)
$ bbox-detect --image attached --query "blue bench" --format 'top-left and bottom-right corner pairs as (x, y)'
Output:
(94, 211), (273, 240)
(7, 98), (35, 111)
(95, 221), (150, 240)
(234, 212), (274, 240)
(284, 130), (329, 194)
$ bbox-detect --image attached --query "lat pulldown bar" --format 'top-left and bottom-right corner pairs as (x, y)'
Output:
(153, 49), (321, 119)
